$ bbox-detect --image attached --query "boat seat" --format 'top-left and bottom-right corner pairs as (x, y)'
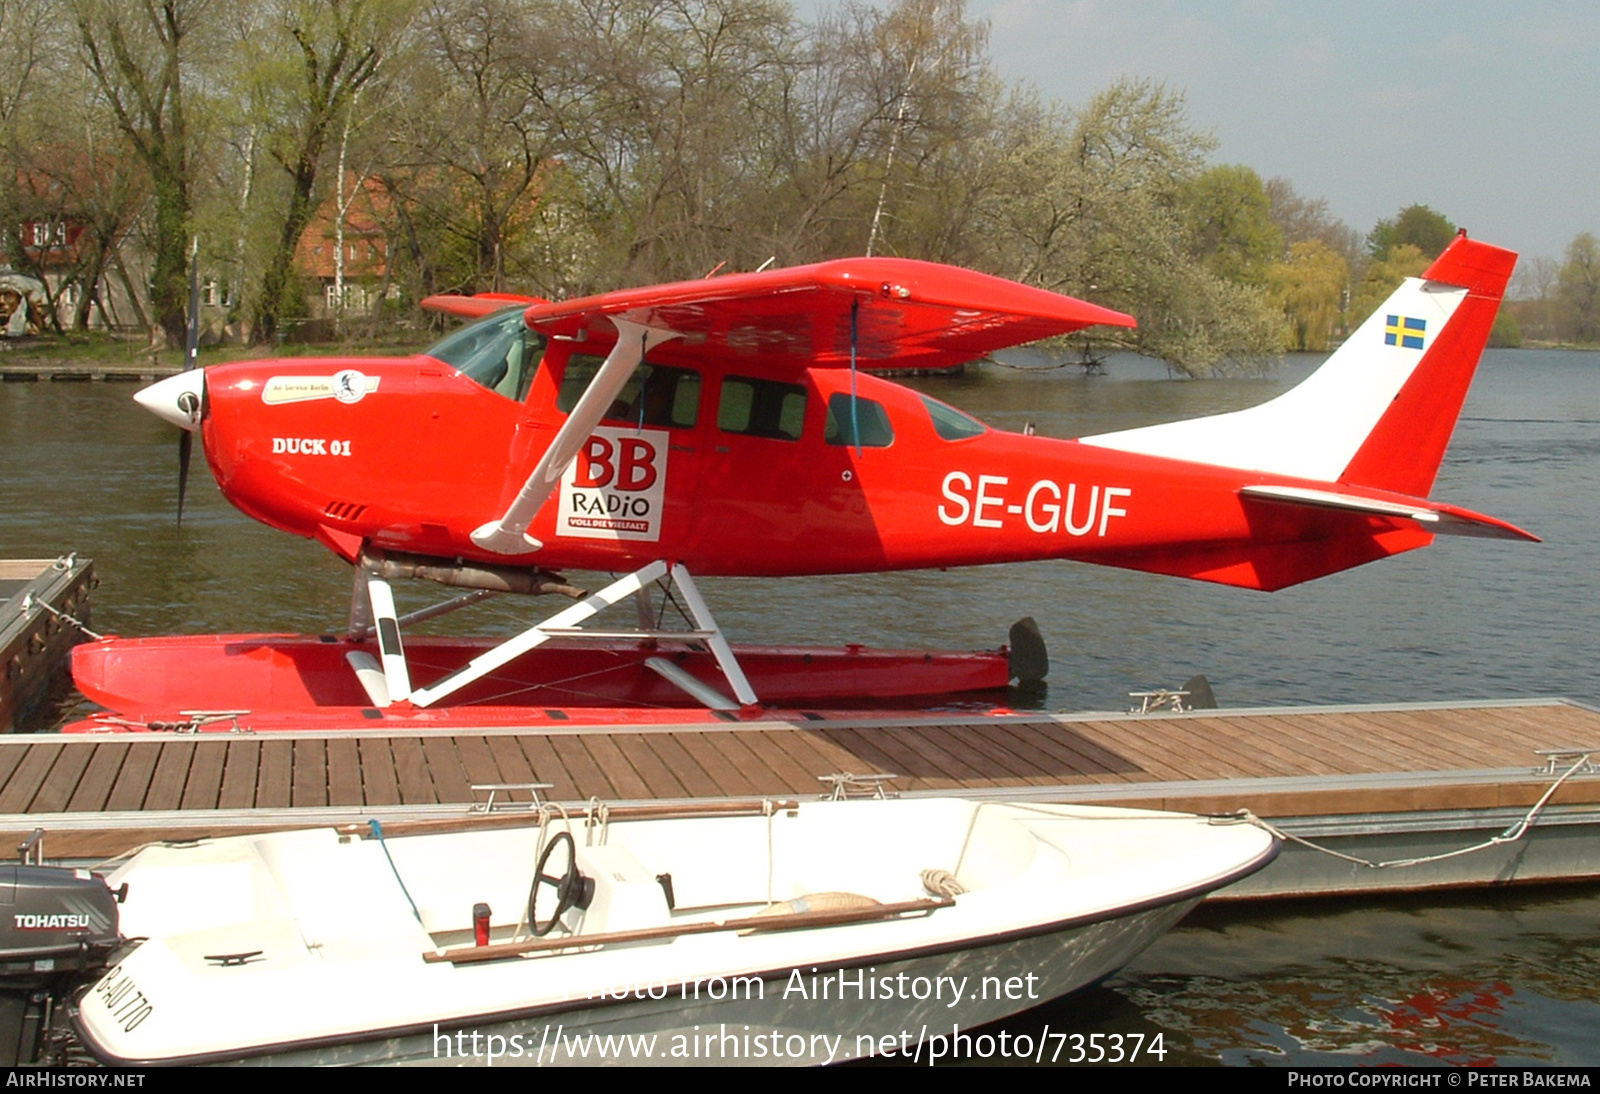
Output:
(570, 843), (671, 935)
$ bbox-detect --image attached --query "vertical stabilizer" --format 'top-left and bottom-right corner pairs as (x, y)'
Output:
(1080, 234), (1516, 493)
(1338, 237), (1515, 494)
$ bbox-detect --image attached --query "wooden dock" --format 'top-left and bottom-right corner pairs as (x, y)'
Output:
(0, 556), (95, 732)
(0, 363), (172, 383)
(4, 697), (1599, 897)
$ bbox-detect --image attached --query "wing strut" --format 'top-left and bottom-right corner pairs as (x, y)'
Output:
(346, 570), (413, 704)
(472, 317), (681, 555)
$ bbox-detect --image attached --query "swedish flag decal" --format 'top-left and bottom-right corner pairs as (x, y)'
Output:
(1385, 314), (1426, 350)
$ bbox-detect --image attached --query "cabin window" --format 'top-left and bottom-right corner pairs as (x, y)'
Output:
(824, 393), (894, 448)
(558, 356), (701, 429)
(920, 395), (987, 441)
(426, 309), (547, 402)
(718, 376), (807, 440)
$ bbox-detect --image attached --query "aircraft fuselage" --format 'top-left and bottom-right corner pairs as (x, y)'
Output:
(195, 339), (1423, 591)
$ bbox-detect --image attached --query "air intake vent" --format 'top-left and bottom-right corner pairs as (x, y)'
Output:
(323, 500), (368, 521)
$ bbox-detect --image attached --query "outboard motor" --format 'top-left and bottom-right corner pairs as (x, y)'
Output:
(0, 861), (121, 1065)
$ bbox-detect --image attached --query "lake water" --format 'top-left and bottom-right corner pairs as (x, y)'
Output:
(1, 347), (1597, 1066)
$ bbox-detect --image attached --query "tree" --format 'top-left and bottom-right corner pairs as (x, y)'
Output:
(851, 0), (995, 261)
(1488, 307), (1521, 348)
(1268, 239), (1348, 352)
(245, 0), (409, 341)
(1509, 255), (1560, 343)
(444, 0), (798, 289)
(749, 0), (894, 264)
(1, 2), (66, 326)
(9, 137), (149, 332)
(374, 0), (576, 297)
(0, 0), (49, 134)
(1262, 176), (1361, 275)
(1557, 232), (1600, 343)
(1368, 204), (1455, 261)
(1184, 165), (1281, 287)
(1351, 243), (1429, 319)
(731, 0), (1002, 270)
(69, 0), (210, 346)
(974, 79), (1211, 292)
(970, 80), (1282, 374)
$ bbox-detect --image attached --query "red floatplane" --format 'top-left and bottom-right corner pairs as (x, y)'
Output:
(69, 233), (1533, 732)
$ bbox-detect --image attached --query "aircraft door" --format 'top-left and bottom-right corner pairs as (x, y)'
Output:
(684, 373), (818, 574)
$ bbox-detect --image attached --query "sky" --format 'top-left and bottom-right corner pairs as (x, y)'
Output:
(857, 0), (1600, 268)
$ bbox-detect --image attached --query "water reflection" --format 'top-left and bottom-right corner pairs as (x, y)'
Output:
(1103, 886), (1600, 1067)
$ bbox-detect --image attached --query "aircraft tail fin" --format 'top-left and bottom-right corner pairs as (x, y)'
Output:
(1338, 238), (1515, 494)
(1080, 234), (1516, 495)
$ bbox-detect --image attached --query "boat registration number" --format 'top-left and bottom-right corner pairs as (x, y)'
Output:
(92, 963), (155, 1033)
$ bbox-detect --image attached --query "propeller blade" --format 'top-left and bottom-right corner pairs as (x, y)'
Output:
(176, 237), (200, 526)
(177, 430), (192, 525)
(134, 366), (204, 525)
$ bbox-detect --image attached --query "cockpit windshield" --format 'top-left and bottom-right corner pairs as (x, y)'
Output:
(424, 308), (547, 402)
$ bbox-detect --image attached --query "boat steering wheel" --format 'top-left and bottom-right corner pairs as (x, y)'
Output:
(528, 831), (582, 937)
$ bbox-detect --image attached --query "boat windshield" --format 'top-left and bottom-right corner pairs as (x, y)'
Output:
(424, 309), (548, 402)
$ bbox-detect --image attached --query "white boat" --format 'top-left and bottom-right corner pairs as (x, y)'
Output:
(69, 798), (1276, 1066)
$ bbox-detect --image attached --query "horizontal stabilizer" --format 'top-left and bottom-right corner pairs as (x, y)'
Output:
(1239, 485), (1539, 542)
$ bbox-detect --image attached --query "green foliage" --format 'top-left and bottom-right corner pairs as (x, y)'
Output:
(964, 81), (1281, 373)
(1488, 307), (1522, 348)
(1184, 165), (1282, 287)
(1558, 231), (1600, 343)
(1367, 204), (1455, 261)
(1352, 243), (1429, 320)
(1268, 240), (1348, 352)
(69, 0), (208, 345)
(32, 0), (1343, 372)
(245, 0), (414, 342)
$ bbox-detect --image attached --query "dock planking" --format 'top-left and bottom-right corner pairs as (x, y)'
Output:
(3, 698), (1599, 861)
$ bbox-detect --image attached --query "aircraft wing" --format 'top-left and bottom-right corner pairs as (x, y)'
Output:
(421, 292), (551, 319)
(522, 259), (1136, 373)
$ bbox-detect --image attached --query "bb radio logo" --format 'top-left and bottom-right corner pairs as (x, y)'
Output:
(557, 426), (669, 542)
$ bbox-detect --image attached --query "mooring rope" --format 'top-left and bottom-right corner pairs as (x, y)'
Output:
(367, 819), (423, 923)
(19, 594), (103, 641)
(1240, 752), (1594, 870)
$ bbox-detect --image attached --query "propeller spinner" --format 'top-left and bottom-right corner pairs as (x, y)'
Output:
(135, 369), (205, 523)
(134, 370), (205, 432)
